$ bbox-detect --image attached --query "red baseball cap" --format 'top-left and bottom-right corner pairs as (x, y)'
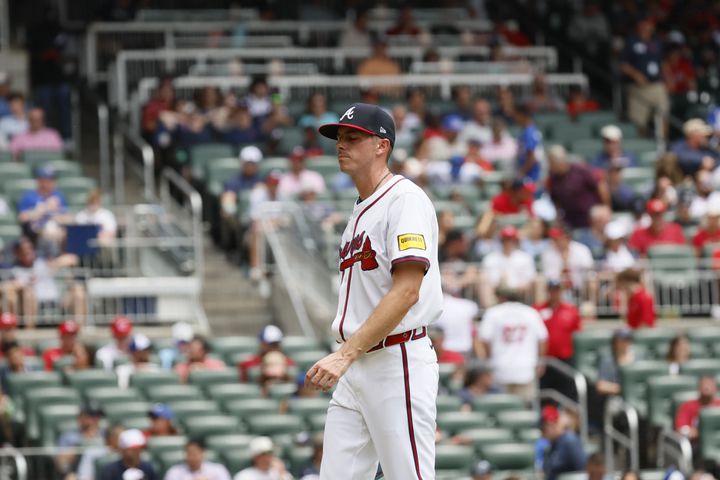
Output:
(542, 405), (560, 424)
(0, 313), (17, 330)
(646, 198), (667, 214)
(500, 225), (519, 240)
(111, 316), (133, 338)
(58, 320), (80, 336)
(548, 227), (567, 240)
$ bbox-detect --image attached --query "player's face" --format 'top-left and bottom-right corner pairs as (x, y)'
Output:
(336, 127), (378, 175)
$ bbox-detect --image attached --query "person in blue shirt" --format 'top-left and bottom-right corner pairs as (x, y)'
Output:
(219, 145), (263, 251)
(669, 118), (719, 176)
(541, 405), (587, 480)
(18, 166), (68, 255)
(298, 93), (339, 130)
(591, 125), (638, 170)
(514, 105), (543, 183)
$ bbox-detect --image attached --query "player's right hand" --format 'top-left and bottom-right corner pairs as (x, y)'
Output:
(305, 351), (353, 392)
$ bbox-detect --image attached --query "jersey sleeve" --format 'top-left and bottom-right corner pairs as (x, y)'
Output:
(386, 192), (434, 273)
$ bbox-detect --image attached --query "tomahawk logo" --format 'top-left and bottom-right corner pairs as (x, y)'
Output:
(340, 106), (356, 121)
(339, 233), (378, 272)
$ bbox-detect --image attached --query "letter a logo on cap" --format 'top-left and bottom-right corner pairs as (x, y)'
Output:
(340, 106), (355, 121)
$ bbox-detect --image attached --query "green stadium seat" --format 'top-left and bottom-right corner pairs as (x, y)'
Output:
(0, 223), (22, 244)
(534, 112), (570, 130)
(516, 428), (541, 443)
(85, 387), (142, 406)
(568, 139), (602, 161)
(558, 472), (591, 480)
(576, 111), (619, 128)
(0, 210), (17, 226)
(640, 470), (671, 480)
(436, 395), (463, 413)
(287, 445), (314, 475)
(220, 449), (253, 474)
(287, 397), (330, 419)
(21, 150), (65, 167)
(438, 363), (456, 388)
(206, 383), (262, 402)
(245, 413), (305, 436)
(456, 428), (514, 455)
(267, 382), (299, 400)
(632, 328), (677, 359)
(434, 444), (474, 471)
(622, 139), (659, 157)
(129, 370), (182, 393)
(548, 123), (594, 144)
(621, 167), (655, 192)
(572, 330), (614, 381)
(671, 391), (698, 422)
(433, 200), (468, 217)
(699, 407), (720, 460)
(292, 350), (328, 372)
(620, 361), (671, 416)
(307, 413), (326, 432)
(4, 178), (36, 206)
(437, 411), (488, 435)
(166, 400), (221, 421)
(0, 163), (31, 184)
(146, 384), (204, 403)
(7, 371), (62, 400)
(103, 402), (152, 422)
(65, 369), (118, 393)
(639, 150), (659, 168)
(688, 327), (720, 357)
(123, 416), (152, 431)
(0, 150), (11, 162)
(188, 143), (235, 179)
(472, 394), (525, 418)
(40, 159), (82, 178)
(205, 158), (242, 196)
(205, 433), (253, 452)
(183, 414), (243, 437)
(495, 410), (539, 432)
(278, 128), (304, 155)
(481, 443), (535, 471)
(647, 375), (697, 429)
(39, 404), (80, 446)
(56, 176), (96, 198)
(146, 435), (188, 456)
(680, 359), (720, 377)
(186, 369), (238, 389)
(24, 386), (80, 441)
(209, 336), (259, 364)
(258, 157), (290, 176)
(281, 336), (323, 355)
(223, 398), (281, 420)
(495, 213), (529, 229)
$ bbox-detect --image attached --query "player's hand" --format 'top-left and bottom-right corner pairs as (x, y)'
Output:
(306, 351), (353, 392)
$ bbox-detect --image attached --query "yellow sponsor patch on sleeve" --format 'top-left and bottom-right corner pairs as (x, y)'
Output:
(397, 233), (426, 251)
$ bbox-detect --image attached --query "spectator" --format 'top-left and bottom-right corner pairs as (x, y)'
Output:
(480, 225), (536, 306)
(417, 114), (467, 163)
(521, 217), (550, 258)
(547, 145), (605, 229)
(247, 172), (282, 278)
(298, 93), (338, 131)
(620, 16), (669, 136)
(481, 119), (517, 170)
(688, 170), (720, 220)
(576, 205), (613, 259)
(621, 473), (641, 480)
(357, 36), (401, 78)
(595, 328), (638, 397)
(298, 434), (323, 479)
(175, 336), (226, 383)
(491, 178), (534, 216)
(66, 343), (94, 372)
(451, 86), (474, 120)
(405, 87), (426, 131)
(116, 334), (159, 389)
(592, 125), (638, 170)
(692, 202), (720, 256)
(429, 325), (465, 367)
(662, 45), (697, 95)
(534, 280), (582, 364)
(145, 403), (178, 438)
(74, 189), (118, 243)
(392, 105), (418, 150)
(566, 86), (601, 120)
(675, 376), (720, 443)
(158, 322), (193, 370)
(222, 104), (262, 146)
(471, 460), (493, 480)
(459, 99), (493, 146)
(76, 424), (124, 480)
(0, 340), (38, 395)
(233, 436), (292, 480)
(0, 92), (28, 142)
(478, 288), (548, 403)
(496, 86), (517, 126)
(435, 288), (479, 357)
(666, 334), (691, 376)
(628, 199), (686, 256)
(261, 92), (292, 142)
(670, 119), (718, 177)
(41, 319), (80, 370)
(542, 227), (594, 290)
(586, 453), (611, 480)
(0, 313), (35, 358)
(542, 405), (587, 480)
(101, 428), (158, 480)
(277, 148), (326, 200)
(96, 316), (134, 370)
(244, 77), (272, 122)
(219, 146), (263, 249)
(527, 74), (566, 113)
(0, 73), (9, 117)
(386, 6), (423, 37)
(607, 165), (639, 212)
(56, 403), (104, 477)
(514, 105), (543, 182)
(165, 438), (231, 480)
(604, 222), (637, 273)
(17, 167), (68, 251)
(339, 10), (371, 49)
(258, 351), (293, 397)
(9, 108), (63, 159)
(142, 77), (175, 140)
(617, 268), (655, 329)
(567, 2), (610, 57)
(458, 363), (501, 409)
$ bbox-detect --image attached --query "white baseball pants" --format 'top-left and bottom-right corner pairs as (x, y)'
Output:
(319, 336), (439, 480)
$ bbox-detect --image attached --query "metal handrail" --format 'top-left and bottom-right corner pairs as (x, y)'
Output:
(0, 0), (9, 52)
(657, 429), (693, 474)
(0, 445), (28, 480)
(604, 396), (640, 473)
(541, 357), (590, 446)
(97, 102), (110, 193)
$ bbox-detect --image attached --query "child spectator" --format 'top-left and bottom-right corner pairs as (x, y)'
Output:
(617, 268), (656, 329)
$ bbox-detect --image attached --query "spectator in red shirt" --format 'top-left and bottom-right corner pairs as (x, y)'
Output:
(239, 325), (295, 382)
(491, 178), (534, 216)
(628, 199), (686, 256)
(566, 86), (601, 120)
(141, 76), (175, 140)
(662, 46), (697, 95)
(692, 202), (720, 256)
(42, 320), (81, 371)
(617, 268), (656, 329)
(675, 375), (720, 442)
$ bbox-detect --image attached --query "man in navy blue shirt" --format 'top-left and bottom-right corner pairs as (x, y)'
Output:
(619, 16), (669, 136)
(591, 125), (638, 170)
(17, 166), (68, 256)
(219, 145), (263, 251)
(100, 428), (158, 480)
(514, 105), (543, 183)
(541, 405), (586, 480)
(669, 118), (719, 176)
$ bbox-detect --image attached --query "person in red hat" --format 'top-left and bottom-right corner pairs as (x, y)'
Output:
(0, 313), (35, 358)
(628, 199), (686, 256)
(42, 320), (80, 371)
(480, 225), (536, 307)
(96, 316), (133, 370)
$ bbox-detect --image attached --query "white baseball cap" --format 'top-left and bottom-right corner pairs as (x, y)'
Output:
(119, 429), (146, 449)
(259, 325), (284, 344)
(240, 145), (263, 163)
(172, 322), (194, 343)
(249, 436), (274, 457)
(604, 221), (628, 240)
(600, 125), (623, 141)
(683, 118), (713, 136)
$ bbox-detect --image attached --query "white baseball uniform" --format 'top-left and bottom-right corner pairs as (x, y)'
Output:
(320, 175), (442, 480)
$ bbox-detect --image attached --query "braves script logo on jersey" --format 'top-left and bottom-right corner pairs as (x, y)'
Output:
(339, 232), (378, 272)
(340, 106), (356, 121)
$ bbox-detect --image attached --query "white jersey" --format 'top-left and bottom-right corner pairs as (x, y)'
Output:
(478, 302), (548, 384)
(436, 293), (479, 354)
(481, 249), (537, 289)
(331, 176), (443, 341)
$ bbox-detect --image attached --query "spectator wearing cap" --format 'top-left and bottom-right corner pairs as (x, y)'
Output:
(42, 320), (80, 370)
(219, 146), (263, 250)
(619, 16), (669, 136)
(165, 438), (232, 480)
(74, 189), (118, 244)
(101, 428), (158, 480)
(457, 363), (502, 410)
(670, 119), (719, 177)
(628, 199), (686, 256)
(246, 171), (283, 278)
(417, 114), (467, 163)
(116, 334), (159, 389)
(675, 376), (720, 443)
(277, 148), (326, 200)
(145, 403), (178, 438)
(617, 268), (655, 329)
(175, 335), (226, 383)
(596, 328), (639, 397)
(541, 405), (587, 480)
(56, 403), (104, 476)
(547, 145), (606, 229)
(471, 459), (493, 480)
(480, 119), (517, 170)
(0, 92), (28, 143)
(298, 93), (339, 131)
(480, 225), (536, 307)
(158, 322), (193, 370)
(514, 105), (543, 183)
(604, 221), (637, 273)
(491, 178), (534, 216)
(239, 325), (295, 382)
(76, 424), (125, 480)
(575, 205), (613, 260)
(692, 201), (720, 256)
(9, 107), (63, 159)
(459, 99), (493, 146)
(357, 35), (401, 79)
(258, 351), (293, 397)
(0, 313), (34, 358)
(234, 436), (292, 480)
(591, 125), (638, 170)
(17, 166), (68, 247)
(0, 340), (39, 393)
(96, 316), (134, 370)
(435, 286), (480, 358)
(542, 227), (594, 291)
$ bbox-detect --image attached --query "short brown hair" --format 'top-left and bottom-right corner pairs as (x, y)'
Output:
(617, 268), (642, 285)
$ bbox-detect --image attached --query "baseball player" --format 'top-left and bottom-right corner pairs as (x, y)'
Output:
(306, 103), (442, 479)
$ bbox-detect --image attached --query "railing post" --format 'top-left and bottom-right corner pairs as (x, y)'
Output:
(0, 0), (9, 52)
(98, 103), (111, 193)
(71, 88), (81, 156)
(86, 24), (97, 84)
(112, 130), (125, 204)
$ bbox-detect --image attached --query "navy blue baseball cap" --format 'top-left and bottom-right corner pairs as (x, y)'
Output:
(319, 103), (396, 147)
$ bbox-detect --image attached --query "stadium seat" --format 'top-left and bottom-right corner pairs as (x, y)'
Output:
(123, 416), (152, 431)
(620, 167), (655, 192)
(456, 428), (514, 455)
(267, 382), (299, 400)
(205, 433), (253, 452)
(307, 413), (326, 432)
(188, 143), (235, 179)
(39, 404), (80, 446)
(640, 470), (670, 480)
(620, 361), (671, 416)
(21, 150), (65, 166)
(156, 449), (219, 474)
(85, 387), (142, 406)
(292, 350), (329, 371)
(557, 472), (591, 480)
(647, 245), (697, 283)
(40, 159), (82, 178)
(278, 127), (304, 155)
(671, 391), (698, 422)
(129, 370), (182, 393)
(471, 394), (525, 419)
(56, 176), (97, 198)
(287, 397), (330, 419)
(495, 213), (529, 229)
(246, 413), (305, 436)
(436, 395), (463, 413)
(205, 158), (242, 196)
(146, 435), (188, 456)
(166, 400), (221, 420)
(621, 139), (659, 157)
(281, 336), (323, 355)
(495, 410), (539, 432)
(516, 428), (542, 442)
(481, 443), (535, 471)
(65, 369), (118, 393)
(103, 401), (152, 422)
(209, 336), (259, 364)
(647, 375), (697, 429)
(206, 383), (263, 402)
(434, 444), (474, 471)
(186, 369), (239, 389)
(220, 449), (253, 474)
(24, 387), (80, 441)
(0, 163), (31, 185)
(679, 359), (720, 377)
(687, 327), (720, 357)
(146, 384), (204, 403)
(576, 110), (619, 128)
(223, 398), (281, 420)
(437, 411), (489, 435)
(699, 407), (720, 460)
(572, 329), (614, 381)
(182, 414), (243, 437)
(287, 445), (314, 475)
(631, 328), (677, 359)
(568, 139), (602, 162)
(548, 123), (594, 144)
(7, 371), (62, 401)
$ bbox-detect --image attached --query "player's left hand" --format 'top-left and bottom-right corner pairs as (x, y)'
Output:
(306, 351), (354, 392)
